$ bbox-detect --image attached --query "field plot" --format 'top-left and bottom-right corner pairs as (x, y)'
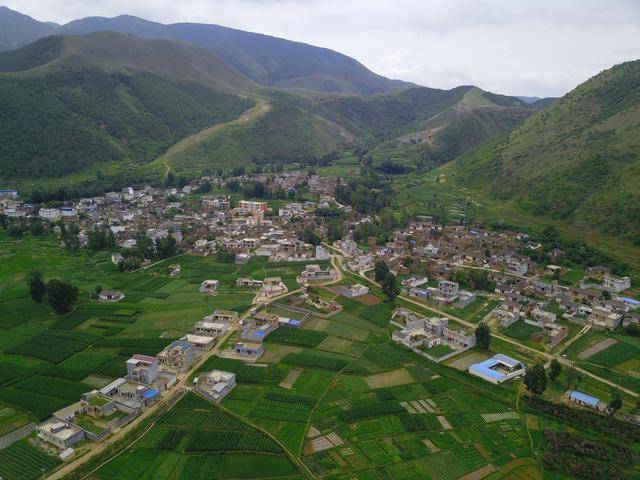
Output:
(93, 392), (301, 480)
(365, 368), (415, 389)
(0, 439), (61, 480)
(503, 321), (542, 340)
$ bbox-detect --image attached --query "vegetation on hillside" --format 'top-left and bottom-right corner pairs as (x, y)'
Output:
(0, 35), (254, 178)
(453, 60), (640, 243)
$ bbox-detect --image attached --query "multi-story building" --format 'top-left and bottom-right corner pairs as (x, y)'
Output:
(157, 340), (196, 372)
(126, 354), (159, 385)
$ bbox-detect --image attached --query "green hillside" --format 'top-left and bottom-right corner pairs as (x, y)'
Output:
(0, 33), (254, 178)
(453, 60), (640, 243)
(162, 91), (354, 175)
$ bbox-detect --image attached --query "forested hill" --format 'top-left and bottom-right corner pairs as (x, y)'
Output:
(310, 86), (534, 169)
(452, 60), (640, 243)
(0, 6), (411, 95)
(0, 33), (255, 178)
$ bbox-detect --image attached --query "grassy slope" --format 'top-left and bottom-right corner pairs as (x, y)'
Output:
(452, 60), (640, 244)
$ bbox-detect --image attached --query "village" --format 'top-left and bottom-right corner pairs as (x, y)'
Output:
(0, 171), (638, 465)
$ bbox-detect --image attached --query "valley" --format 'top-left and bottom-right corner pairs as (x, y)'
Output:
(0, 4), (638, 480)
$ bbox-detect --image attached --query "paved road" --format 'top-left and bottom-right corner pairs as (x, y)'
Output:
(335, 255), (639, 399)
(47, 259), (343, 479)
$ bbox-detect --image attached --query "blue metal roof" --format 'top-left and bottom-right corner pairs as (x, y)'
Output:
(568, 390), (600, 407)
(493, 354), (522, 368)
(469, 359), (505, 380)
(143, 389), (159, 399)
(620, 297), (640, 305)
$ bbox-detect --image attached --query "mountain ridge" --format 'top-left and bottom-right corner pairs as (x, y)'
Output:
(0, 6), (412, 95)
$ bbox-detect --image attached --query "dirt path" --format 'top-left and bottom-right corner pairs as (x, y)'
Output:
(158, 99), (271, 179)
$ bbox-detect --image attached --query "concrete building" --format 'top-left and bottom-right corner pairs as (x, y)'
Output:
(181, 334), (215, 351)
(126, 354), (159, 385)
(196, 370), (236, 402)
(157, 340), (196, 372)
(199, 280), (220, 294)
(337, 284), (369, 298)
(468, 354), (526, 384)
(36, 419), (85, 449)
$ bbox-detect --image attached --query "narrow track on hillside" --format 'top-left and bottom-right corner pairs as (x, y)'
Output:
(158, 98), (271, 179)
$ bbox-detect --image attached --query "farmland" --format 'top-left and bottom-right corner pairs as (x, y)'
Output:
(2, 232), (640, 480)
(90, 393), (303, 480)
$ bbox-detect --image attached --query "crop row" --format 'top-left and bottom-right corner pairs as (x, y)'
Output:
(0, 440), (60, 480)
(282, 352), (349, 371)
(185, 430), (281, 453)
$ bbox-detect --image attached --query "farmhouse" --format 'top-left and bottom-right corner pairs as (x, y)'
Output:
(603, 274), (631, 293)
(565, 390), (610, 413)
(99, 378), (160, 410)
(392, 312), (475, 351)
(206, 310), (239, 323)
(337, 283), (369, 298)
(195, 320), (230, 337)
(157, 340), (196, 372)
(181, 334), (215, 351)
(297, 264), (338, 284)
(199, 280), (219, 294)
(99, 290), (125, 302)
(236, 278), (264, 288)
(469, 354), (525, 384)
(256, 277), (288, 300)
(234, 340), (264, 359)
(126, 354), (159, 385)
(36, 418), (85, 449)
(195, 370), (236, 402)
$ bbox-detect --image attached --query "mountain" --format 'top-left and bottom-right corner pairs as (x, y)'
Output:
(0, 7), (411, 95)
(309, 86), (533, 168)
(0, 6), (57, 51)
(453, 60), (640, 243)
(0, 32), (255, 178)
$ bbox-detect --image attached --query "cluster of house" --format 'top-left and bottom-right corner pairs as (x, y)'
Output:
(2, 171), (346, 267)
(226, 308), (303, 361)
(492, 270), (637, 333)
(340, 220), (637, 338)
(34, 309), (244, 453)
(401, 277), (477, 308)
(391, 308), (475, 359)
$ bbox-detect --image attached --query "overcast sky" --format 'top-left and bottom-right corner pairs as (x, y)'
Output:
(5, 0), (640, 97)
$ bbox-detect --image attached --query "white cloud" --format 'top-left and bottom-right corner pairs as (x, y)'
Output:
(4, 0), (640, 96)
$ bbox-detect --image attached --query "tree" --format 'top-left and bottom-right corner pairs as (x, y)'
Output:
(474, 323), (491, 351)
(156, 235), (178, 259)
(302, 227), (321, 246)
(46, 279), (78, 314)
(136, 233), (155, 260)
(374, 260), (390, 282)
(609, 392), (623, 412)
(549, 359), (562, 381)
(381, 272), (400, 303)
(28, 270), (46, 303)
(524, 364), (548, 395)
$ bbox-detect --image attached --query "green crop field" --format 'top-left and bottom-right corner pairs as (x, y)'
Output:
(2, 231), (640, 480)
(503, 320), (542, 341)
(92, 392), (301, 480)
